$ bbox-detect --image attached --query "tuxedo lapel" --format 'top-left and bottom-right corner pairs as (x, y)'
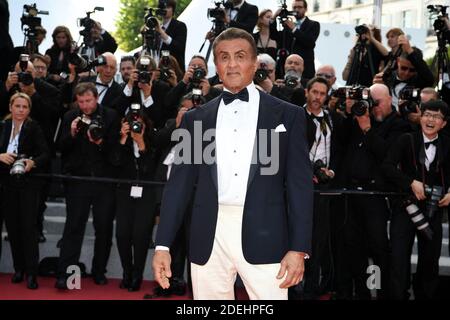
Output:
(247, 92), (284, 189)
(202, 96), (221, 193)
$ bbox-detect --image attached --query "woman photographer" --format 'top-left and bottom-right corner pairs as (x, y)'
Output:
(45, 26), (75, 85)
(112, 107), (158, 292)
(0, 93), (49, 290)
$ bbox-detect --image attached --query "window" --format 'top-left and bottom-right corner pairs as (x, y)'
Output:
(335, 0), (342, 8)
(355, 0), (362, 4)
(402, 10), (412, 28)
(313, 0), (320, 12)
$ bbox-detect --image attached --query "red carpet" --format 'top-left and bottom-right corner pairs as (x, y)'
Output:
(0, 273), (189, 300)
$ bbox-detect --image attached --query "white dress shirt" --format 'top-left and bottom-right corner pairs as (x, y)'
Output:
(123, 85), (155, 111)
(7, 122), (23, 154)
(216, 83), (260, 206)
(95, 75), (114, 105)
(423, 133), (438, 171)
(306, 109), (331, 166)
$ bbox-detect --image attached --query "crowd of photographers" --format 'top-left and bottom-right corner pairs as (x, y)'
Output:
(1, 0), (450, 300)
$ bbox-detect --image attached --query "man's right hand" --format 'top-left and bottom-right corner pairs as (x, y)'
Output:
(71, 117), (81, 137)
(5, 72), (18, 91)
(182, 66), (194, 84)
(411, 180), (426, 201)
(152, 250), (172, 289)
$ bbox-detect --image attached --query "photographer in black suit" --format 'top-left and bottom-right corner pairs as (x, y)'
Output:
(156, 0), (187, 72)
(270, 0), (320, 81)
(382, 100), (450, 300)
(338, 83), (410, 299)
(79, 20), (118, 61)
(0, 93), (50, 290)
(55, 82), (120, 289)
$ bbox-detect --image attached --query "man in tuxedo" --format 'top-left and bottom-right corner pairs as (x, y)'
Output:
(156, 0), (187, 71)
(270, 0), (320, 81)
(152, 27), (313, 300)
(62, 52), (123, 113)
(300, 77), (343, 299)
(382, 100), (450, 299)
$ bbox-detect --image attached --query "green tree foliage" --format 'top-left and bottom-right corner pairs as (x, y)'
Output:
(115, 0), (192, 52)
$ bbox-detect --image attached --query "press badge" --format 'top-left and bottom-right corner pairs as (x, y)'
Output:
(130, 186), (143, 198)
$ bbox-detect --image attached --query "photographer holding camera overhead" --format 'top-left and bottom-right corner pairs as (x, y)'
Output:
(55, 82), (120, 290)
(338, 83), (410, 300)
(342, 24), (388, 87)
(77, 7), (117, 61)
(382, 99), (450, 300)
(155, 0), (187, 72)
(373, 36), (434, 111)
(0, 92), (49, 290)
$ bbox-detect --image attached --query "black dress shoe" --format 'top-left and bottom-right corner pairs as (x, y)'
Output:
(11, 271), (24, 283)
(171, 278), (186, 296)
(55, 277), (68, 290)
(93, 273), (108, 285)
(27, 275), (38, 290)
(120, 273), (132, 289)
(128, 277), (142, 292)
(153, 285), (172, 296)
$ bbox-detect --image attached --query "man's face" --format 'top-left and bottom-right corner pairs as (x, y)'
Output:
(292, 0), (307, 19)
(387, 33), (399, 49)
(32, 59), (48, 79)
(371, 90), (392, 122)
(15, 61), (36, 79)
(164, 6), (174, 19)
(316, 67), (336, 86)
(285, 56), (304, 75)
(420, 109), (447, 139)
(214, 39), (257, 93)
(98, 55), (117, 83)
(397, 57), (416, 81)
(120, 61), (134, 83)
(76, 91), (98, 115)
(306, 82), (328, 112)
(189, 57), (207, 72)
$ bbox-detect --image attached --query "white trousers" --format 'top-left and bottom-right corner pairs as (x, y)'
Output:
(190, 205), (287, 300)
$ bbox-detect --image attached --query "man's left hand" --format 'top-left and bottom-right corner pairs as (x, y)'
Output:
(276, 251), (306, 288)
(439, 193), (450, 207)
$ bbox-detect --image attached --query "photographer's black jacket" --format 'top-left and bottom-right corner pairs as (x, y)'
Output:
(164, 80), (222, 114)
(228, 1), (258, 34)
(0, 78), (62, 154)
(269, 16), (320, 79)
(341, 110), (410, 189)
(382, 131), (450, 191)
(0, 118), (50, 183)
(161, 18), (187, 72)
(58, 105), (120, 178)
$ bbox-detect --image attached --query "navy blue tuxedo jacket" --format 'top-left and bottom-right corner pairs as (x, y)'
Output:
(156, 90), (313, 265)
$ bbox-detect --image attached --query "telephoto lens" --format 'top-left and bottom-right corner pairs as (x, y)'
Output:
(404, 199), (434, 240)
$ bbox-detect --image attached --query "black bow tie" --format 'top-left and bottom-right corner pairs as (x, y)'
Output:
(310, 114), (324, 122)
(222, 88), (249, 105)
(96, 82), (109, 87)
(425, 140), (438, 150)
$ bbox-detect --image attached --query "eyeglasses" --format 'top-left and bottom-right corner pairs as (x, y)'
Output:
(316, 73), (334, 79)
(422, 112), (444, 120)
(399, 65), (416, 73)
